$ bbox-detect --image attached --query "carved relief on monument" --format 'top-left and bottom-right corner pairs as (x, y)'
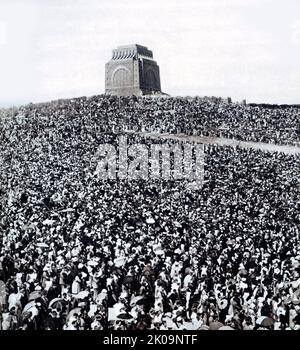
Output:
(145, 69), (157, 88)
(112, 67), (131, 87)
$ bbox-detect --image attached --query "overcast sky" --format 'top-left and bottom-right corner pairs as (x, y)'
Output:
(0, 0), (299, 107)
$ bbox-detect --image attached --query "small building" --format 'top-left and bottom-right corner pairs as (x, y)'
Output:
(105, 44), (162, 96)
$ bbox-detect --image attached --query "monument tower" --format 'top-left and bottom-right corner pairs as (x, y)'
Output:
(105, 44), (161, 96)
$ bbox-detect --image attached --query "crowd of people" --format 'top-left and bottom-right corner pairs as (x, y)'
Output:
(2, 95), (299, 146)
(0, 95), (299, 330)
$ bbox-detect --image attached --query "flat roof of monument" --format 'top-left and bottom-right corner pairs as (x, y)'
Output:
(117, 44), (149, 50)
(111, 44), (154, 60)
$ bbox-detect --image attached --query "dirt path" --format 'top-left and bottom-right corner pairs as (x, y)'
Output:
(125, 131), (300, 155)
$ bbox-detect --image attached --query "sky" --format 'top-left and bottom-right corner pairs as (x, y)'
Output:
(0, 0), (299, 107)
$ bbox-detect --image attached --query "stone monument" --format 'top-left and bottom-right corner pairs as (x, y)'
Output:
(105, 44), (161, 96)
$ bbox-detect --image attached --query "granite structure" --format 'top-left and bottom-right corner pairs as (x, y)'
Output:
(105, 44), (161, 96)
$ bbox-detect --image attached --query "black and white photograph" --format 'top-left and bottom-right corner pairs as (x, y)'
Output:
(0, 0), (300, 342)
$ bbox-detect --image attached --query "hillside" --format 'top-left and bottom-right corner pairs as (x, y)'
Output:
(0, 94), (300, 330)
